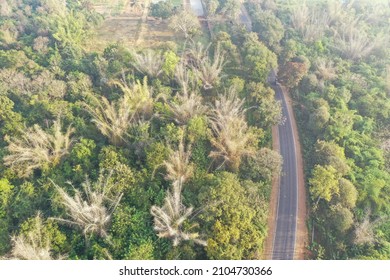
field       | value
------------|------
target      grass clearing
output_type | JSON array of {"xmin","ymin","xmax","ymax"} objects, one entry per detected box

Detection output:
[{"xmin": 88, "ymin": 0, "xmax": 209, "ymax": 51}]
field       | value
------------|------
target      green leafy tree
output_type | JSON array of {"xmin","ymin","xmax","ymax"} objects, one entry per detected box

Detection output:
[
  {"xmin": 309, "ymin": 165, "xmax": 339, "ymax": 206},
  {"xmin": 68, "ymin": 138, "xmax": 97, "ymax": 179},
  {"xmin": 326, "ymin": 108, "xmax": 356, "ymax": 142},
  {"xmin": 309, "ymin": 105, "xmax": 330, "ymax": 133},
  {"xmin": 247, "ymin": 82, "xmax": 282, "ymax": 128},
  {"xmin": 241, "ymin": 148, "xmax": 282, "ymax": 182},
  {"xmin": 330, "ymin": 204, "xmax": 354, "ymax": 233},
  {"xmin": 109, "ymin": 205, "xmax": 155, "ymax": 259},
  {"xmin": 0, "ymin": 178, "xmax": 13, "ymax": 254},
  {"xmin": 162, "ymin": 50, "xmax": 180, "ymax": 78},
  {"xmin": 0, "ymin": 95, "xmax": 23, "ymax": 135},
  {"xmin": 315, "ymin": 140, "xmax": 350, "ymax": 176},
  {"xmin": 150, "ymin": 1, "xmax": 175, "ymax": 19},
  {"xmin": 219, "ymin": 0, "xmax": 241, "ymax": 21},
  {"xmin": 200, "ymin": 172, "xmax": 264, "ymax": 259},
  {"xmin": 213, "ymin": 32, "xmax": 240, "ymax": 66},
  {"xmin": 336, "ymin": 178, "xmax": 358, "ymax": 209},
  {"xmin": 252, "ymin": 10, "xmax": 284, "ymax": 50},
  {"xmin": 204, "ymin": 0, "xmax": 219, "ymax": 17},
  {"xmin": 359, "ymin": 169, "xmax": 388, "ymax": 213},
  {"xmin": 51, "ymin": 11, "xmax": 91, "ymax": 56},
  {"xmin": 242, "ymin": 33, "xmax": 277, "ymax": 83}
]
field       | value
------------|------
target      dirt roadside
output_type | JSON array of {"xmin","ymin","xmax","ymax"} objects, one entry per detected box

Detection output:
[{"xmin": 262, "ymin": 125, "xmax": 281, "ymax": 259}]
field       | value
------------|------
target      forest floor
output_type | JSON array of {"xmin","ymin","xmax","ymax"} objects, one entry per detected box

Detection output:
[{"xmin": 263, "ymin": 87, "xmax": 309, "ymax": 260}]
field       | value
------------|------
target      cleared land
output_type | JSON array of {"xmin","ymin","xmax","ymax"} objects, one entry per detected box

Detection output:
[{"xmin": 89, "ymin": 0, "xmax": 199, "ymax": 50}]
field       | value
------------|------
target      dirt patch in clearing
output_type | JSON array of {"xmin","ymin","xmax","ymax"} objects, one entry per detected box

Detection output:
[
  {"xmin": 90, "ymin": 17, "xmax": 140, "ymax": 51},
  {"xmin": 142, "ymin": 19, "xmax": 178, "ymax": 46}
]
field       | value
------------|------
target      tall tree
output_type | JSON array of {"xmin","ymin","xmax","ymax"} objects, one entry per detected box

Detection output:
[
  {"xmin": 209, "ymin": 88, "xmax": 257, "ymax": 172},
  {"xmin": 187, "ymin": 43, "xmax": 225, "ymax": 90},
  {"xmin": 52, "ymin": 172, "xmax": 123, "ymax": 239},
  {"xmin": 252, "ymin": 10, "xmax": 284, "ymax": 49},
  {"xmin": 200, "ymin": 172, "xmax": 264, "ymax": 259},
  {"xmin": 151, "ymin": 141, "xmax": 206, "ymax": 247},
  {"xmin": 309, "ymin": 165, "xmax": 339, "ymax": 206},
  {"xmin": 4, "ymin": 119, "xmax": 74, "ymax": 177},
  {"xmin": 131, "ymin": 49, "xmax": 165, "ymax": 78},
  {"xmin": 83, "ymin": 92, "xmax": 135, "ymax": 146},
  {"xmin": 169, "ymin": 10, "xmax": 201, "ymax": 39},
  {"xmin": 8, "ymin": 213, "xmax": 65, "ymax": 260}
]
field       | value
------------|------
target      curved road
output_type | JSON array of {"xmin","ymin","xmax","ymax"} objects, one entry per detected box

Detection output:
[
  {"xmin": 237, "ymin": 5, "xmax": 304, "ymax": 260},
  {"xmin": 271, "ymin": 82, "xmax": 299, "ymax": 260}
]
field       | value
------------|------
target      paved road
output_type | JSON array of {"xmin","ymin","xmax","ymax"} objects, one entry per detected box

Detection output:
[
  {"xmin": 271, "ymin": 83, "xmax": 299, "ymax": 260},
  {"xmin": 238, "ymin": 7, "xmax": 301, "ymax": 260}
]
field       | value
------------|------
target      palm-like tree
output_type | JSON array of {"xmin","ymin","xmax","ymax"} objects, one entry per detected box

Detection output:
[
  {"xmin": 174, "ymin": 60, "xmax": 198, "ymax": 94},
  {"xmin": 169, "ymin": 90, "xmax": 207, "ymax": 125},
  {"xmin": 211, "ymin": 86, "xmax": 246, "ymax": 122},
  {"xmin": 131, "ymin": 49, "xmax": 164, "ymax": 78},
  {"xmin": 150, "ymin": 188, "xmax": 206, "ymax": 247},
  {"xmin": 354, "ymin": 211, "xmax": 385, "ymax": 245},
  {"xmin": 151, "ymin": 141, "xmax": 206, "ymax": 247},
  {"xmin": 52, "ymin": 173, "xmax": 123, "ymax": 238},
  {"xmin": 187, "ymin": 43, "xmax": 225, "ymax": 90},
  {"xmin": 334, "ymin": 25, "xmax": 380, "ymax": 60},
  {"xmin": 112, "ymin": 76, "xmax": 154, "ymax": 121},
  {"xmin": 315, "ymin": 58, "xmax": 337, "ymax": 81},
  {"xmin": 84, "ymin": 93, "xmax": 135, "ymax": 146},
  {"xmin": 4, "ymin": 119, "xmax": 74, "ymax": 177},
  {"xmin": 85, "ymin": 77, "xmax": 157, "ymax": 145},
  {"xmin": 209, "ymin": 88, "xmax": 257, "ymax": 171},
  {"xmin": 9, "ymin": 213, "xmax": 63, "ymax": 260},
  {"xmin": 164, "ymin": 140, "xmax": 194, "ymax": 184}
]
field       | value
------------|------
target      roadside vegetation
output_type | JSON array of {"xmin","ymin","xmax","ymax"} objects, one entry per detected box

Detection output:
[{"xmin": 243, "ymin": 0, "xmax": 390, "ymax": 259}]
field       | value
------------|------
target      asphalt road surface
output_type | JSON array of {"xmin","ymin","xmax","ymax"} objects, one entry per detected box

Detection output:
[{"xmin": 271, "ymin": 83, "xmax": 298, "ymax": 260}]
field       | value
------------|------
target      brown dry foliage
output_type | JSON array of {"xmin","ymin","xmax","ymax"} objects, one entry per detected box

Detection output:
[
  {"xmin": 52, "ymin": 172, "xmax": 123, "ymax": 238},
  {"xmin": 131, "ymin": 49, "xmax": 165, "ymax": 78},
  {"xmin": 9, "ymin": 213, "xmax": 64, "ymax": 260},
  {"xmin": 151, "ymin": 141, "xmax": 206, "ymax": 247},
  {"xmin": 4, "ymin": 119, "xmax": 74, "ymax": 177},
  {"xmin": 187, "ymin": 43, "xmax": 225, "ymax": 90},
  {"xmin": 209, "ymin": 88, "xmax": 257, "ymax": 171}
]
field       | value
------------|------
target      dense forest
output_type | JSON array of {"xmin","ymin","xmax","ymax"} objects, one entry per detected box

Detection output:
[
  {"xmin": 0, "ymin": 0, "xmax": 281, "ymax": 260},
  {"xmin": 0, "ymin": 0, "xmax": 389, "ymax": 260}
]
